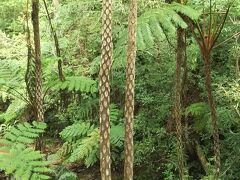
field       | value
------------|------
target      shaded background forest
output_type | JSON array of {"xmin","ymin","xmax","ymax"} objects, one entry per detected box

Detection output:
[{"xmin": 0, "ymin": 0, "xmax": 240, "ymax": 179}]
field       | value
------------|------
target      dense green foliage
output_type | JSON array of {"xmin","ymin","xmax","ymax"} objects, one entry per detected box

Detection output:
[
  {"xmin": 0, "ymin": 0, "xmax": 239, "ymax": 179},
  {"xmin": 0, "ymin": 121, "xmax": 51, "ymax": 179}
]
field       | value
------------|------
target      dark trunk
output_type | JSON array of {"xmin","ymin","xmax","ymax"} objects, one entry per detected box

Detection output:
[
  {"xmin": 32, "ymin": 0, "xmax": 44, "ymax": 150},
  {"xmin": 203, "ymin": 53, "xmax": 220, "ymax": 179},
  {"xmin": 175, "ymin": 27, "xmax": 186, "ymax": 179},
  {"xmin": 25, "ymin": 1, "xmax": 36, "ymax": 118},
  {"xmin": 195, "ymin": 141, "xmax": 210, "ymax": 175}
]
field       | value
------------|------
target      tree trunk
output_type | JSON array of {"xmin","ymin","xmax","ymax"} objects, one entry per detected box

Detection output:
[
  {"xmin": 32, "ymin": 0, "xmax": 44, "ymax": 150},
  {"xmin": 174, "ymin": 27, "xmax": 186, "ymax": 179},
  {"xmin": 195, "ymin": 141, "xmax": 210, "ymax": 175},
  {"xmin": 202, "ymin": 53, "xmax": 220, "ymax": 179},
  {"xmin": 123, "ymin": 0, "xmax": 137, "ymax": 179},
  {"xmin": 25, "ymin": 0, "xmax": 36, "ymax": 117},
  {"xmin": 99, "ymin": 0, "xmax": 113, "ymax": 179}
]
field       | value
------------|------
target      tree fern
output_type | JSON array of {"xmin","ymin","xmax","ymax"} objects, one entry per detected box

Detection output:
[{"xmin": 0, "ymin": 121, "xmax": 51, "ymax": 180}]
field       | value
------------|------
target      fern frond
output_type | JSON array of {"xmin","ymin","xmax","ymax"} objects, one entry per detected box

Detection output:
[
  {"xmin": 2, "ymin": 121, "xmax": 46, "ymax": 146},
  {"xmin": 68, "ymin": 128, "xmax": 99, "ymax": 164},
  {"xmin": 0, "ymin": 121, "xmax": 50, "ymax": 179},
  {"xmin": 110, "ymin": 104, "xmax": 122, "ymax": 124},
  {"xmin": 84, "ymin": 148, "xmax": 99, "ymax": 167},
  {"xmin": 58, "ymin": 172, "xmax": 78, "ymax": 180},
  {"xmin": 113, "ymin": 3, "xmax": 200, "ymax": 69},
  {"xmin": 56, "ymin": 166, "xmax": 78, "ymax": 180},
  {"xmin": 50, "ymin": 76, "xmax": 97, "ymax": 93},
  {"xmin": 185, "ymin": 102, "xmax": 210, "ymax": 132},
  {"xmin": 136, "ymin": 27, "xmax": 147, "ymax": 51},
  {"xmin": 185, "ymin": 102, "xmax": 209, "ymax": 117},
  {"xmin": 0, "ymin": 144, "xmax": 51, "ymax": 180},
  {"xmin": 170, "ymin": 2, "xmax": 201, "ymax": 21},
  {"xmin": 60, "ymin": 122, "xmax": 95, "ymax": 142},
  {"xmin": 110, "ymin": 124, "xmax": 124, "ymax": 147},
  {"xmin": 1, "ymin": 98, "xmax": 27, "ymax": 122},
  {"xmin": 0, "ymin": 60, "xmax": 24, "ymax": 89}
]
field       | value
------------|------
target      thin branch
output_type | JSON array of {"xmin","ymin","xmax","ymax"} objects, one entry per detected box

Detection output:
[
  {"xmin": 208, "ymin": 0, "xmax": 212, "ymax": 49},
  {"xmin": 211, "ymin": 0, "xmax": 236, "ymax": 49},
  {"xmin": 42, "ymin": 0, "xmax": 65, "ymax": 81},
  {"xmin": 2, "ymin": 86, "xmax": 29, "ymax": 103},
  {"xmin": 195, "ymin": 22, "xmax": 206, "ymax": 50},
  {"xmin": 210, "ymin": 6, "xmax": 230, "ymax": 50},
  {"xmin": 213, "ymin": 32, "xmax": 240, "ymax": 49}
]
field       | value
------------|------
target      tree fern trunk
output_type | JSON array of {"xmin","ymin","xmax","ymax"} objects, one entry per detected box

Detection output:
[
  {"xmin": 203, "ymin": 53, "xmax": 220, "ymax": 179},
  {"xmin": 25, "ymin": 0, "xmax": 36, "ymax": 117},
  {"xmin": 99, "ymin": 0, "xmax": 113, "ymax": 179},
  {"xmin": 32, "ymin": 0, "xmax": 44, "ymax": 150},
  {"xmin": 124, "ymin": 0, "xmax": 137, "ymax": 179},
  {"xmin": 175, "ymin": 27, "xmax": 186, "ymax": 180}
]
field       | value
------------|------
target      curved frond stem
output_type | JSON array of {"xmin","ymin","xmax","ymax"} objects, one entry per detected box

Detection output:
[
  {"xmin": 213, "ymin": 32, "xmax": 240, "ymax": 49},
  {"xmin": 208, "ymin": 0, "xmax": 212, "ymax": 49},
  {"xmin": 211, "ymin": 6, "xmax": 231, "ymax": 50},
  {"xmin": 195, "ymin": 22, "xmax": 206, "ymax": 49},
  {"xmin": 8, "ymin": 87, "xmax": 29, "ymax": 103}
]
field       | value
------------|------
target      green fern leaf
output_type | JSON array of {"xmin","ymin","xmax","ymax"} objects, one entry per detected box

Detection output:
[{"xmin": 60, "ymin": 122, "xmax": 94, "ymax": 142}]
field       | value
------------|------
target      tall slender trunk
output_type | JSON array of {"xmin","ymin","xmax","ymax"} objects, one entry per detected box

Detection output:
[
  {"xmin": 99, "ymin": 0, "xmax": 113, "ymax": 179},
  {"xmin": 32, "ymin": 0, "xmax": 44, "ymax": 150},
  {"xmin": 123, "ymin": 0, "xmax": 137, "ymax": 179},
  {"xmin": 202, "ymin": 53, "xmax": 220, "ymax": 179},
  {"xmin": 25, "ymin": 0, "xmax": 36, "ymax": 115},
  {"xmin": 43, "ymin": 0, "xmax": 68, "ymax": 110},
  {"xmin": 42, "ymin": 0, "xmax": 64, "ymax": 81},
  {"xmin": 175, "ymin": 27, "xmax": 186, "ymax": 180}
]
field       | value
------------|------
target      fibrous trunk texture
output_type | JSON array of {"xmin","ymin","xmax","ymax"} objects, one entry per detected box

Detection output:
[
  {"xmin": 203, "ymin": 53, "xmax": 220, "ymax": 179},
  {"xmin": 175, "ymin": 27, "xmax": 186, "ymax": 179},
  {"xmin": 25, "ymin": 0, "xmax": 36, "ymax": 113},
  {"xmin": 123, "ymin": 0, "xmax": 137, "ymax": 179},
  {"xmin": 32, "ymin": 0, "xmax": 44, "ymax": 122},
  {"xmin": 32, "ymin": 0, "xmax": 44, "ymax": 150},
  {"xmin": 195, "ymin": 141, "xmax": 210, "ymax": 175},
  {"xmin": 99, "ymin": 0, "xmax": 113, "ymax": 179}
]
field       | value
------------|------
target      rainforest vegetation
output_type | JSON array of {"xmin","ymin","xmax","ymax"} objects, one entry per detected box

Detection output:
[{"xmin": 0, "ymin": 0, "xmax": 239, "ymax": 179}]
